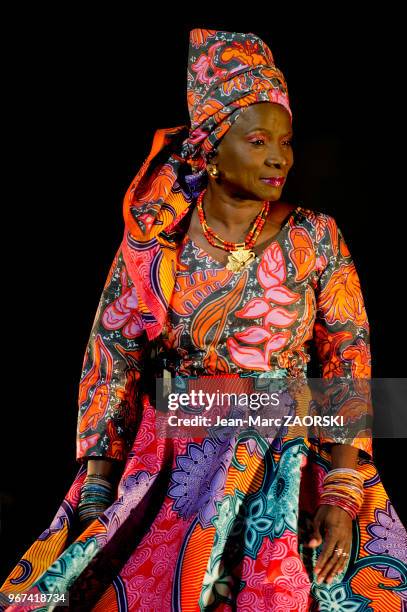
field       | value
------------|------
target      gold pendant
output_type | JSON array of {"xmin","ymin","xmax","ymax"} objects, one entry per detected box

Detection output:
[{"xmin": 226, "ymin": 247, "xmax": 256, "ymax": 273}]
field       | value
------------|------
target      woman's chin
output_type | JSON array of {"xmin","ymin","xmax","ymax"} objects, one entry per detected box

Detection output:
[{"xmin": 259, "ymin": 188, "xmax": 282, "ymax": 201}]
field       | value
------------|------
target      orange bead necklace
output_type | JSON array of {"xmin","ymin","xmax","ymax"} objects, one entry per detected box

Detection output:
[{"xmin": 196, "ymin": 188, "xmax": 270, "ymax": 273}]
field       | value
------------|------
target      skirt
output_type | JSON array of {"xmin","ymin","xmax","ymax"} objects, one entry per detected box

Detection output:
[{"xmin": 1, "ymin": 395, "xmax": 407, "ymax": 612}]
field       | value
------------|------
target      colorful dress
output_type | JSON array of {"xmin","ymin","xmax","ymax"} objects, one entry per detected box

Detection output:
[{"xmin": 1, "ymin": 206, "xmax": 406, "ymax": 612}]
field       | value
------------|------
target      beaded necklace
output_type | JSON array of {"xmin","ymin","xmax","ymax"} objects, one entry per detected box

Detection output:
[{"xmin": 196, "ymin": 188, "xmax": 270, "ymax": 273}]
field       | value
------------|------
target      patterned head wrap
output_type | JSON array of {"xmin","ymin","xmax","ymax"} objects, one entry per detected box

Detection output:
[{"xmin": 121, "ymin": 29, "xmax": 292, "ymax": 341}]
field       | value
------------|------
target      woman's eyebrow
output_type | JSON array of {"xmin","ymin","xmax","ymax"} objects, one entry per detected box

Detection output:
[{"xmin": 245, "ymin": 127, "xmax": 293, "ymax": 135}]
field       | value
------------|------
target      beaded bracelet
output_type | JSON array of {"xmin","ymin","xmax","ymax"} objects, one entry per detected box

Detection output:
[
  {"xmin": 323, "ymin": 470, "xmax": 364, "ymax": 487},
  {"xmin": 320, "ymin": 497, "xmax": 360, "ymax": 519},
  {"xmin": 324, "ymin": 467, "xmax": 363, "ymax": 480},
  {"xmin": 85, "ymin": 473, "xmax": 113, "ymax": 481},
  {"xmin": 81, "ymin": 474, "xmax": 113, "ymax": 490},
  {"xmin": 320, "ymin": 493, "xmax": 362, "ymax": 519},
  {"xmin": 78, "ymin": 500, "xmax": 113, "ymax": 523},
  {"xmin": 78, "ymin": 488, "xmax": 113, "ymax": 504},
  {"xmin": 323, "ymin": 469, "xmax": 364, "ymax": 484},
  {"xmin": 78, "ymin": 474, "xmax": 114, "ymax": 524},
  {"xmin": 319, "ymin": 468, "xmax": 365, "ymax": 520},
  {"xmin": 80, "ymin": 477, "xmax": 113, "ymax": 498}
]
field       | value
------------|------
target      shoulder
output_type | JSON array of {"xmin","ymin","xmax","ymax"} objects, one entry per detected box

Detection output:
[
  {"xmin": 296, "ymin": 207, "xmax": 356, "ymax": 276},
  {"xmin": 289, "ymin": 206, "xmax": 352, "ymax": 269},
  {"xmin": 294, "ymin": 205, "xmax": 342, "ymax": 243},
  {"xmin": 280, "ymin": 201, "xmax": 332, "ymax": 221},
  {"xmin": 295, "ymin": 204, "xmax": 336, "ymax": 225}
]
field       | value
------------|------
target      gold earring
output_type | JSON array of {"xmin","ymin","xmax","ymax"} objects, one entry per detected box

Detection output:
[{"xmin": 207, "ymin": 164, "xmax": 219, "ymax": 177}]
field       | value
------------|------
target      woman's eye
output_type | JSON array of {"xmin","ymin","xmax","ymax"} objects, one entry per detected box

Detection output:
[{"xmin": 251, "ymin": 139, "xmax": 293, "ymax": 146}]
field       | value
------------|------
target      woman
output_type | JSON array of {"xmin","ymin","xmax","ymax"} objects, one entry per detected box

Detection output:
[{"xmin": 1, "ymin": 28, "xmax": 406, "ymax": 612}]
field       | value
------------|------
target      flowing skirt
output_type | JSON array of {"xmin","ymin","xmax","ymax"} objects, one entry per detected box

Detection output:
[{"xmin": 1, "ymin": 397, "xmax": 407, "ymax": 612}]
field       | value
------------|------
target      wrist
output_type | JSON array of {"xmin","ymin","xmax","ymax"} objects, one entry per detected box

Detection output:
[
  {"xmin": 87, "ymin": 458, "xmax": 115, "ymax": 478},
  {"xmin": 78, "ymin": 475, "xmax": 114, "ymax": 523},
  {"xmin": 320, "ymin": 467, "xmax": 365, "ymax": 520},
  {"xmin": 330, "ymin": 443, "xmax": 359, "ymax": 470}
]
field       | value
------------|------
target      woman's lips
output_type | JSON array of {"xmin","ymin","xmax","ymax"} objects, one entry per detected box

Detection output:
[{"xmin": 260, "ymin": 177, "xmax": 286, "ymax": 186}]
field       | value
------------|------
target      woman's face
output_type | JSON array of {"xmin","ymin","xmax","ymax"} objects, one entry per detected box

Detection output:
[{"xmin": 208, "ymin": 102, "xmax": 294, "ymax": 201}]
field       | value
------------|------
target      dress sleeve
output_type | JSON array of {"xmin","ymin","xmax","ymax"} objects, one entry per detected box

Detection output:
[
  {"xmin": 312, "ymin": 215, "xmax": 373, "ymax": 458},
  {"xmin": 76, "ymin": 246, "xmax": 150, "ymax": 463}
]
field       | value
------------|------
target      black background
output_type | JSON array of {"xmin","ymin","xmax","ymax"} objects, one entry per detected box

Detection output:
[{"xmin": 1, "ymin": 9, "xmax": 406, "ymax": 579}]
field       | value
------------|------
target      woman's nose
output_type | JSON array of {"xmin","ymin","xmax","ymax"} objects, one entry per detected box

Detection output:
[
  {"xmin": 265, "ymin": 148, "xmax": 289, "ymax": 166},
  {"xmin": 265, "ymin": 156, "xmax": 288, "ymax": 167}
]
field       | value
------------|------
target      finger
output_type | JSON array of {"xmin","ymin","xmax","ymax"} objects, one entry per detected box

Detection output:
[
  {"xmin": 325, "ymin": 544, "xmax": 351, "ymax": 584},
  {"xmin": 308, "ymin": 517, "xmax": 323, "ymax": 548},
  {"xmin": 308, "ymin": 534, "xmax": 323, "ymax": 547},
  {"xmin": 314, "ymin": 529, "xmax": 339, "ymax": 578},
  {"xmin": 325, "ymin": 555, "xmax": 347, "ymax": 584},
  {"xmin": 316, "ymin": 537, "xmax": 345, "ymax": 584}
]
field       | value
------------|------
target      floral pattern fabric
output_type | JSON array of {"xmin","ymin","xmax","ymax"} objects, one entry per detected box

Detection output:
[{"xmin": 1, "ymin": 206, "xmax": 406, "ymax": 612}]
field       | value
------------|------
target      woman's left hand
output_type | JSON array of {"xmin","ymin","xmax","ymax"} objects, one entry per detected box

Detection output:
[{"xmin": 307, "ymin": 504, "xmax": 352, "ymax": 584}]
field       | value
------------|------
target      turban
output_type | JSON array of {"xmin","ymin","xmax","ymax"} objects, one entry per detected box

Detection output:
[{"xmin": 121, "ymin": 29, "xmax": 292, "ymax": 341}]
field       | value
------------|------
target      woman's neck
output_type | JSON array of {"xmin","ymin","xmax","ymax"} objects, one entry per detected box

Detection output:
[{"xmin": 202, "ymin": 187, "xmax": 280, "ymax": 234}]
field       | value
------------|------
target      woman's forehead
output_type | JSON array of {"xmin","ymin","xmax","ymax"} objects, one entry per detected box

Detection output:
[{"xmin": 229, "ymin": 103, "xmax": 292, "ymax": 136}]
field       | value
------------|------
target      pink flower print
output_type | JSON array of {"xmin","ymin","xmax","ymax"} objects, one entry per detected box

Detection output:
[
  {"xmin": 265, "ymin": 307, "xmax": 299, "ymax": 328},
  {"xmin": 227, "ymin": 332, "xmax": 290, "ymax": 370},
  {"xmin": 102, "ymin": 286, "xmax": 144, "ymax": 339},
  {"xmin": 264, "ymin": 284, "xmax": 300, "ymax": 304},
  {"xmin": 257, "ymin": 242, "xmax": 287, "ymax": 289},
  {"xmin": 192, "ymin": 41, "xmax": 227, "ymax": 86},
  {"xmin": 235, "ymin": 297, "xmax": 270, "ymax": 319},
  {"xmin": 227, "ymin": 241, "xmax": 301, "ymax": 371},
  {"xmin": 234, "ymin": 327, "xmax": 272, "ymax": 343}
]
